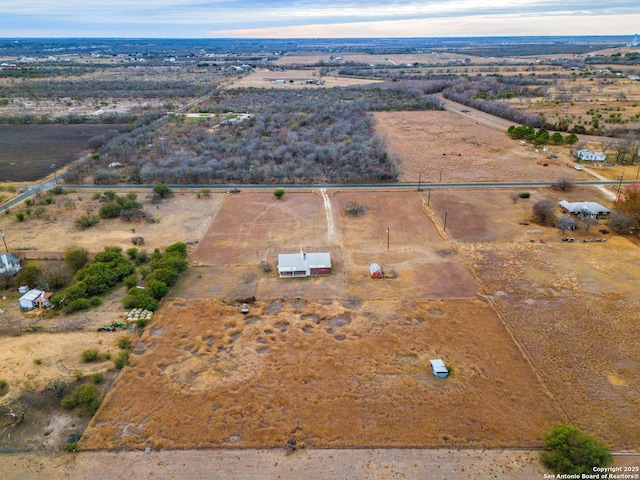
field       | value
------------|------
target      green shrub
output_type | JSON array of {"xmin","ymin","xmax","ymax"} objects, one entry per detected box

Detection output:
[
  {"xmin": 165, "ymin": 242, "xmax": 187, "ymax": 257},
  {"xmin": 113, "ymin": 350, "xmax": 130, "ymax": 369},
  {"xmin": 145, "ymin": 268, "xmax": 179, "ymax": 287},
  {"xmin": 89, "ymin": 297, "xmax": 103, "ymax": 307},
  {"xmin": 146, "ymin": 279, "xmax": 169, "ymax": 300},
  {"xmin": 65, "ymin": 283, "xmax": 87, "ymax": 301},
  {"xmin": 126, "ymin": 247, "xmax": 138, "ymax": 260},
  {"xmin": 15, "ymin": 211, "xmax": 25, "ymax": 222},
  {"xmin": 61, "ymin": 395, "xmax": 78, "ymax": 410},
  {"xmin": 123, "ymin": 273, "xmax": 138, "ymax": 289},
  {"xmin": 540, "ymin": 424, "xmax": 612, "ymax": 475},
  {"xmin": 81, "ymin": 348, "xmax": 100, "ymax": 362},
  {"xmin": 91, "ymin": 372, "xmax": 104, "ymax": 384},
  {"xmin": 64, "ymin": 298, "xmax": 91, "ymax": 313},
  {"xmin": 25, "ymin": 198, "xmax": 34, "ymax": 206},
  {"xmin": 519, "ymin": 192, "xmax": 531, "ymax": 199},
  {"xmin": 99, "ymin": 202, "xmax": 122, "ymax": 219},
  {"xmin": 34, "ymin": 358, "xmax": 42, "ymax": 365},
  {"xmin": 118, "ymin": 336, "xmax": 132, "ymax": 350},
  {"xmin": 0, "ymin": 379, "xmax": 8, "ymax": 390},
  {"xmin": 274, "ymin": 188, "xmax": 285, "ymax": 199},
  {"xmin": 64, "ymin": 248, "xmax": 89, "ymax": 272},
  {"xmin": 153, "ymin": 183, "xmax": 172, "ymax": 198},
  {"xmin": 61, "ymin": 384, "xmax": 100, "ymax": 413},
  {"xmin": 74, "ymin": 215, "xmax": 99, "ymax": 229},
  {"xmin": 136, "ymin": 318, "xmax": 148, "ymax": 329},
  {"xmin": 62, "ymin": 441, "xmax": 78, "ymax": 452}
]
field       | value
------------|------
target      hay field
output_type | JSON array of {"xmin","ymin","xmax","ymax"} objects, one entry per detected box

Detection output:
[
  {"xmin": 456, "ymin": 236, "xmax": 640, "ymax": 449},
  {"xmin": 373, "ymin": 111, "xmax": 577, "ymax": 183},
  {"xmin": 80, "ymin": 297, "xmax": 560, "ymax": 450}
]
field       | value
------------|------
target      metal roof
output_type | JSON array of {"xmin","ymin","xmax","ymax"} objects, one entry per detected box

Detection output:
[
  {"xmin": 559, "ymin": 200, "xmax": 610, "ymax": 215},
  {"xmin": 429, "ymin": 359, "xmax": 448, "ymax": 373},
  {"xmin": 278, "ymin": 252, "xmax": 331, "ymax": 271}
]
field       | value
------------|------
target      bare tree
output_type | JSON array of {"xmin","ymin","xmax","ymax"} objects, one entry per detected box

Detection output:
[
  {"xmin": 558, "ymin": 216, "xmax": 577, "ymax": 233},
  {"xmin": 607, "ymin": 211, "xmax": 635, "ymax": 232},
  {"xmin": 551, "ymin": 176, "xmax": 574, "ymax": 192},
  {"xmin": 510, "ymin": 192, "xmax": 520, "ymax": 204},
  {"xmin": 579, "ymin": 215, "xmax": 598, "ymax": 232},
  {"xmin": 532, "ymin": 200, "xmax": 557, "ymax": 226},
  {"xmin": 598, "ymin": 138, "xmax": 614, "ymax": 153}
]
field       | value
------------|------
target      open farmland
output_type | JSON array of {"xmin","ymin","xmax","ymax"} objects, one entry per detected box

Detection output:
[
  {"xmin": 374, "ymin": 110, "xmax": 580, "ymax": 183},
  {"xmin": 0, "ymin": 190, "xmax": 224, "ymax": 254},
  {"xmin": 81, "ymin": 190, "xmax": 562, "ymax": 450},
  {"xmin": 0, "ymin": 125, "xmax": 121, "ymax": 182},
  {"xmin": 232, "ymin": 69, "xmax": 382, "ymax": 89},
  {"xmin": 80, "ymin": 297, "xmax": 560, "ymax": 449},
  {"xmin": 456, "ymin": 237, "xmax": 640, "ymax": 449}
]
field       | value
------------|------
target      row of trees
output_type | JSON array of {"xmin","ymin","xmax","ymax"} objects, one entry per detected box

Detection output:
[
  {"xmin": 122, "ymin": 242, "xmax": 188, "ymax": 311},
  {"xmin": 508, "ymin": 125, "xmax": 579, "ymax": 146}
]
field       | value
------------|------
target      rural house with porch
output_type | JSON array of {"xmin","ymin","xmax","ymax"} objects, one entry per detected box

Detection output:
[{"xmin": 558, "ymin": 200, "xmax": 611, "ymax": 219}]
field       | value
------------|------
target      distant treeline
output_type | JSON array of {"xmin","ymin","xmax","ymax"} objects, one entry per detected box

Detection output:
[{"xmin": 0, "ymin": 79, "xmax": 208, "ymax": 100}]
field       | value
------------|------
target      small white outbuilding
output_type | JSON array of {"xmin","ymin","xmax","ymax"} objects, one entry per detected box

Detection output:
[{"xmin": 430, "ymin": 359, "xmax": 449, "ymax": 378}]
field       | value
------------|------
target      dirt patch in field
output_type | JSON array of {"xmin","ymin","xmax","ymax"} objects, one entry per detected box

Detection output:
[
  {"xmin": 456, "ymin": 236, "xmax": 640, "ymax": 449},
  {"xmin": 80, "ymin": 297, "xmax": 560, "ymax": 450},
  {"xmin": 192, "ymin": 191, "xmax": 326, "ymax": 266},
  {"xmin": 374, "ymin": 110, "xmax": 578, "ymax": 183},
  {"xmin": 332, "ymin": 190, "xmax": 478, "ymax": 299}
]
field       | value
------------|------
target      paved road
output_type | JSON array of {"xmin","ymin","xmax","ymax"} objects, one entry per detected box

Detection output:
[{"xmin": 2, "ymin": 179, "xmax": 636, "ymax": 213}]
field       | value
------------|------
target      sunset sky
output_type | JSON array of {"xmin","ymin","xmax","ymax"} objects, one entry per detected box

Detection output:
[{"xmin": 1, "ymin": 0, "xmax": 639, "ymax": 38}]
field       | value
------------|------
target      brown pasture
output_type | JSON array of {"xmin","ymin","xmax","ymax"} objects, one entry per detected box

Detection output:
[
  {"xmin": 80, "ymin": 297, "xmax": 560, "ymax": 450},
  {"xmin": 373, "ymin": 111, "xmax": 577, "ymax": 183},
  {"xmin": 457, "ymin": 236, "xmax": 640, "ymax": 449}
]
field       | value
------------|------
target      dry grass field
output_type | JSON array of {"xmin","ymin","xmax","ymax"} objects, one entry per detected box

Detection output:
[
  {"xmin": 373, "ymin": 110, "xmax": 580, "ymax": 183},
  {"xmin": 232, "ymin": 68, "xmax": 383, "ymax": 89},
  {"xmin": 456, "ymin": 237, "xmax": 640, "ymax": 449},
  {"xmin": 80, "ymin": 296, "xmax": 560, "ymax": 450},
  {"xmin": 80, "ymin": 190, "xmax": 563, "ymax": 450},
  {"xmin": 0, "ymin": 190, "xmax": 224, "ymax": 254}
]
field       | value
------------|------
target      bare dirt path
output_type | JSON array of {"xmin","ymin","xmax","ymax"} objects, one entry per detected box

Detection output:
[
  {"xmin": 320, "ymin": 188, "xmax": 335, "ymax": 243},
  {"xmin": 0, "ymin": 448, "xmax": 551, "ymax": 479}
]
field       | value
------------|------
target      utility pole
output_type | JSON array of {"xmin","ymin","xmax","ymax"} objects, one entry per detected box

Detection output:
[
  {"xmin": 51, "ymin": 164, "xmax": 57, "ymax": 185},
  {"xmin": 439, "ymin": 164, "xmax": 443, "ymax": 183},
  {"xmin": 427, "ymin": 189, "xmax": 431, "ymax": 207},
  {"xmin": 417, "ymin": 172, "xmax": 422, "ymax": 192},
  {"xmin": 386, "ymin": 226, "xmax": 389, "ymax": 250},
  {"xmin": 617, "ymin": 172, "xmax": 624, "ymax": 202},
  {"xmin": 0, "ymin": 229, "xmax": 8, "ymax": 253},
  {"xmin": 443, "ymin": 211, "xmax": 448, "ymax": 232}
]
